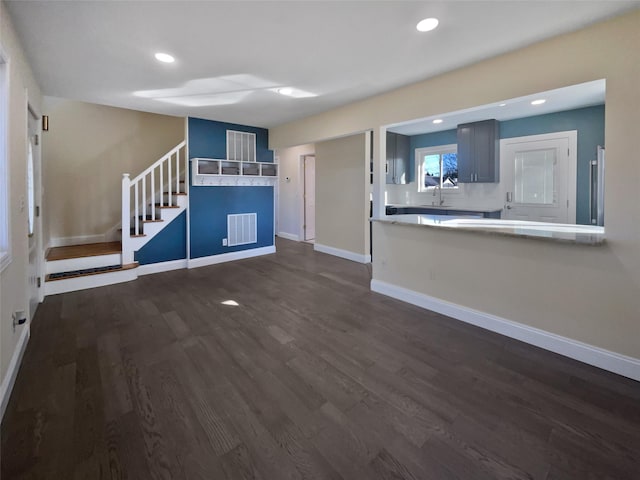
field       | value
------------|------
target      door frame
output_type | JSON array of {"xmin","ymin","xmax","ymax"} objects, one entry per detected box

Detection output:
[
  {"xmin": 26, "ymin": 99, "xmax": 44, "ymax": 315},
  {"xmin": 500, "ymin": 130, "xmax": 577, "ymax": 224},
  {"xmin": 299, "ymin": 154, "xmax": 316, "ymax": 241}
]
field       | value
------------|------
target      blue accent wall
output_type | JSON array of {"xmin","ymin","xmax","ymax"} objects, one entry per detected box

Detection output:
[
  {"xmin": 409, "ymin": 105, "xmax": 605, "ymax": 225},
  {"xmin": 134, "ymin": 211, "xmax": 187, "ymax": 265},
  {"xmin": 188, "ymin": 117, "xmax": 273, "ymax": 163},
  {"xmin": 188, "ymin": 116, "xmax": 275, "ymax": 259},
  {"xmin": 189, "ymin": 185, "xmax": 274, "ymax": 258}
]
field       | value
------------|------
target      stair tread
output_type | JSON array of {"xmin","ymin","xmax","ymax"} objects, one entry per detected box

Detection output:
[
  {"xmin": 45, "ymin": 262, "xmax": 138, "ymax": 282},
  {"xmin": 46, "ymin": 241, "xmax": 122, "ymax": 261}
]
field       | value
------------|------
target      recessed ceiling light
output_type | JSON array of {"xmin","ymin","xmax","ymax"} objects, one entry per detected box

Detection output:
[
  {"xmin": 531, "ymin": 99, "xmax": 546, "ymax": 105},
  {"xmin": 499, "ymin": 103, "xmax": 507, "ymax": 107},
  {"xmin": 154, "ymin": 52, "xmax": 175, "ymax": 63},
  {"xmin": 277, "ymin": 87, "xmax": 294, "ymax": 96},
  {"xmin": 433, "ymin": 119, "xmax": 443, "ymax": 124},
  {"xmin": 416, "ymin": 18, "xmax": 439, "ymax": 32}
]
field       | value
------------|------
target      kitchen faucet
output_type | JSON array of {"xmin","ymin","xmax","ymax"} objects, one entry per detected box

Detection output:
[{"xmin": 432, "ymin": 184, "xmax": 445, "ymax": 206}]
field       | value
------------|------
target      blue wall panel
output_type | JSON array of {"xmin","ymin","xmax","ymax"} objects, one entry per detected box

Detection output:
[
  {"xmin": 188, "ymin": 117, "xmax": 273, "ymax": 163},
  {"xmin": 188, "ymin": 116, "xmax": 275, "ymax": 259},
  {"xmin": 134, "ymin": 211, "xmax": 187, "ymax": 265},
  {"xmin": 409, "ymin": 105, "xmax": 605, "ymax": 224},
  {"xmin": 189, "ymin": 185, "xmax": 274, "ymax": 258}
]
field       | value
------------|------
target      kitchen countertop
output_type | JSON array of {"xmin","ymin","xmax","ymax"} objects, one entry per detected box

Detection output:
[{"xmin": 373, "ymin": 214, "xmax": 606, "ymax": 245}]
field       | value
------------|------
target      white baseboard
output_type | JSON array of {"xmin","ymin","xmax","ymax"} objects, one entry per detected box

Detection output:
[
  {"xmin": 138, "ymin": 259, "xmax": 188, "ymax": 276},
  {"xmin": 277, "ymin": 232, "xmax": 300, "ymax": 241},
  {"xmin": 370, "ymin": 279, "xmax": 640, "ymax": 382},
  {"xmin": 48, "ymin": 234, "xmax": 106, "ymax": 248},
  {"xmin": 45, "ymin": 268, "xmax": 138, "ymax": 296},
  {"xmin": 314, "ymin": 243, "xmax": 371, "ymax": 264},
  {"xmin": 188, "ymin": 245, "xmax": 276, "ymax": 269},
  {"xmin": 1, "ymin": 325, "xmax": 30, "ymax": 421}
]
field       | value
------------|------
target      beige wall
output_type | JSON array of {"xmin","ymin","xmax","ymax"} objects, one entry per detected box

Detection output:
[
  {"xmin": 270, "ymin": 10, "xmax": 640, "ymax": 359},
  {"xmin": 315, "ymin": 134, "xmax": 369, "ymax": 257},
  {"xmin": 0, "ymin": 0, "xmax": 42, "ymax": 392},
  {"xmin": 276, "ymin": 143, "xmax": 315, "ymax": 239},
  {"xmin": 42, "ymin": 97, "xmax": 184, "ymax": 244}
]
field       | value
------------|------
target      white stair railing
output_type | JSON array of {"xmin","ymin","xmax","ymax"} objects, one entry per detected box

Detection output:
[{"xmin": 122, "ymin": 141, "xmax": 187, "ymax": 264}]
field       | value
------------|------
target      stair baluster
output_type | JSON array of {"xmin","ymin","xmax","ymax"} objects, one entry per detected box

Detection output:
[{"xmin": 121, "ymin": 141, "xmax": 186, "ymax": 265}]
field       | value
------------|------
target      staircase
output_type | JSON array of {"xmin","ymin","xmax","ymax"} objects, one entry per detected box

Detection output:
[{"xmin": 45, "ymin": 141, "xmax": 187, "ymax": 295}]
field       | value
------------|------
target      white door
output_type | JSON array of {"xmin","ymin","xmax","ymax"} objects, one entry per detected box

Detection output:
[
  {"xmin": 303, "ymin": 155, "xmax": 316, "ymax": 241},
  {"xmin": 27, "ymin": 108, "xmax": 43, "ymax": 319},
  {"xmin": 502, "ymin": 132, "xmax": 576, "ymax": 223}
]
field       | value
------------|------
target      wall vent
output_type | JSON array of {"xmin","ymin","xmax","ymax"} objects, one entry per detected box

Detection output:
[
  {"xmin": 227, "ymin": 213, "xmax": 257, "ymax": 246},
  {"xmin": 227, "ymin": 130, "xmax": 256, "ymax": 162}
]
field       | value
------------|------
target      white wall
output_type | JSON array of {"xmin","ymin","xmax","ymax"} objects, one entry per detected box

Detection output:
[
  {"xmin": 275, "ymin": 143, "xmax": 314, "ymax": 240},
  {"xmin": 0, "ymin": 0, "xmax": 42, "ymax": 415},
  {"xmin": 270, "ymin": 10, "xmax": 640, "ymax": 364}
]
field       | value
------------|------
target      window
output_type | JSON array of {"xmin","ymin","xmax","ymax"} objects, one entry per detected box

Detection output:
[
  {"xmin": 416, "ymin": 144, "xmax": 458, "ymax": 192},
  {"xmin": 0, "ymin": 51, "xmax": 10, "ymax": 272},
  {"xmin": 227, "ymin": 130, "xmax": 256, "ymax": 162}
]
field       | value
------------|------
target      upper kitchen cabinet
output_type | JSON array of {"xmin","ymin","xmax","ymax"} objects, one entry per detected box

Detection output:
[
  {"xmin": 386, "ymin": 132, "xmax": 410, "ymax": 184},
  {"xmin": 457, "ymin": 119, "xmax": 500, "ymax": 183}
]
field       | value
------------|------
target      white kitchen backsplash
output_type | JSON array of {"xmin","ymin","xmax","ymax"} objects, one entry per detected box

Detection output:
[{"xmin": 386, "ymin": 181, "xmax": 505, "ymax": 210}]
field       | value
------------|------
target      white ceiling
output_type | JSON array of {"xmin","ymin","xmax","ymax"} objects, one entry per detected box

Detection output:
[
  {"xmin": 5, "ymin": 1, "xmax": 638, "ymax": 128},
  {"xmin": 389, "ymin": 79, "xmax": 606, "ymax": 136}
]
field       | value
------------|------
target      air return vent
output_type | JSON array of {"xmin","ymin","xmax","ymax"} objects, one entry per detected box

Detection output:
[
  {"xmin": 227, "ymin": 130, "xmax": 256, "ymax": 162},
  {"xmin": 227, "ymin": 213, "xmax": 257, "ymax": 246}
]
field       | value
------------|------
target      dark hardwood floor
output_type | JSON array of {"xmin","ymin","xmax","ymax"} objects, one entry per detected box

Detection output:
[{"xmin": 2, "ymin": 238, "xmax": 640, "ymax": 479}]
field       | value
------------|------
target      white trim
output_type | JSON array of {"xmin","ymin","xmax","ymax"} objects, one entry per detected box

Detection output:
[
  {"xmin": 137, "ymin": 259, "xmax": 187, "ymax": 276},
  {"xmin": 0, "ymin": 49, "xmax": 11, "ymax": 273},
  {"xmin": 314, "ymin": 243, "xmax": 371, "ymax": 264},
  {"xmin": 276, "ymin": 232, "xmax": 300, "ymax": 241},
  {"xmin": 48, "ymin": 234, "xmax": 106, "ymax": 248},
  {"xmin": 44, "ymin": 268, "xmax": 138, "ymax": 296},
  {"xmin": 370, "ymin": 279, "xmax": 640, "ymax": 382},
  {"xmin": 192, "ymin": 174, "xmax": 277, "ymax": 187},
  {"xmin": 415, "ymin": 143, "xmax": 462, "ymax": 194},
  {"xmin": 46, "ymin": 253, "xmax": 122, "ymax": 274},
  {"xmin": 188, "ymin": 245, "xmax": 275, "ymax": 269},
  {"xmin": 1, "ymin": 324, "xmax": 30, "ymax": 421}
]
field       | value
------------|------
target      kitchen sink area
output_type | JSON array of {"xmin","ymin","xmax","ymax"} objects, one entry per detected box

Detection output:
[{"xmin": 385, "ymin": 204, "xmax": 502, "ymax": 218}]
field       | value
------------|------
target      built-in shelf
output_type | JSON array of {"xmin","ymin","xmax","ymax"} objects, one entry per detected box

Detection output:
[{"xmin": 191, "ymin": 158, "xmax": 278, "ymax": 186}]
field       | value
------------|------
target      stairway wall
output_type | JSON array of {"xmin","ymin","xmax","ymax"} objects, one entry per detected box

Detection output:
[
  {"xmin": 42, "ymin": 97, "xmax": 184, "ymax": 247},
  {"xmin": 134, "ymin": 211, "xmax": 187, "ymax": 265}
]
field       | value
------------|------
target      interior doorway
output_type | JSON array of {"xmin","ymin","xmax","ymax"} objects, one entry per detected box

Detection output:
[
  {"xmin": 27, "ymin": 104, "xmax": 43, "ymax": 319},
  {"xmin": 302, "ymin": 155, "xmax": 316, "ymax": 241}
]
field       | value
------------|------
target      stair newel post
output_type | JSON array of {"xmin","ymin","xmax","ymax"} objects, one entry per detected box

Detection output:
[
  {"xmin": 151, "ymin": 166, "xmax": 156, "ymax": 221},
  {"xmin": 159, "ymin": 160, "xmax": 164, "ymax": 207},
  {"xmin": 168, "ymin": 154, "xmax": 172, "ymax": 206},
  {"xmin": 176, "ymin": 149, "xmax": 180, "ymax": 195},
  {"xmin": 142, "ymin": 176, "xmax": 146, "ymax": 226},
  {"xmin": 121, "ymin": 174, "xmax": 133, "ymax": 264}
]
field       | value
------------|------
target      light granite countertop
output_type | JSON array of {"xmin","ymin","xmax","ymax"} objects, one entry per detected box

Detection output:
[{"xmin": 372, "ymin": 214, "xmax": 606, "ymax": 245}]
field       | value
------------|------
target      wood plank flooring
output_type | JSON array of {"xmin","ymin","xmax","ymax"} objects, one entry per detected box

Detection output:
[
  {"xmin": 46, "ymin": 241, "xmax": 122, "ymax": 261},
  {"xmin": 3, "ymin": 238, "xmax": 640, "ymax": 479}
]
